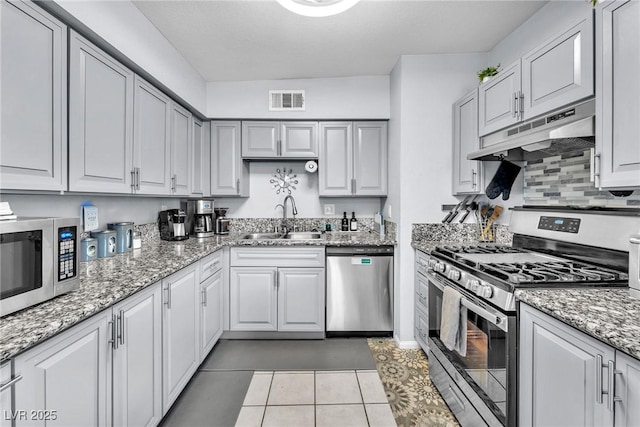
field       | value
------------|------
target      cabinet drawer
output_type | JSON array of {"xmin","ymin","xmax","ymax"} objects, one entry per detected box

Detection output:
[
  {"xmin": 200, "ymin": 250, "xmax": 223, "ymax": 282},
  {"xmin": 415, "ymin": 305, "xmax": 428, "ymax": 351},
  {"xmin": 230, "ymin": 247, "xmax": 325, "ymax": 267},
  {"xmin": 415, "ymin": 250, "xmax": 430, "ymax": 277}
]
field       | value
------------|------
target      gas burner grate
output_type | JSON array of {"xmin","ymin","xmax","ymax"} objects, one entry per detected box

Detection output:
[
  {"xmin": 436, "ymin": 245, "xmax": 524, "ymax": 257},
  {"xmin": 482, "ymin": 261, "xmax": 627, "ymax": 285}
]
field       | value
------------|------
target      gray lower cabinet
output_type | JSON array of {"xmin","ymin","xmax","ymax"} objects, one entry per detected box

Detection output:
[
  {"xmin": 14, "ymin": 311, "xmax": 111, "ymax": 427},
  {"xmin": 241, "ymin": 121, "xmax": 318, "ymax": 158},
  {"xmin": 1, "ymin": 0, "xmax": 67, "ymax": 192},
  {"xmin": 211, "ymin": 121, "xmax": 249, "ymax": 197},
  {"xmin": 170, "ymin": 103, "xmax": 192, "ymax": 196},
  {"xmin": 200, "ymin": 266, "xmax": 224, "ymax": 360},
  {"xmin": 0, "ymin": 362, "xmax": 12, "ymax": 427},
  {"xmin": 595, "ymin": 0, "xmax": 640, "ymax": 189},
  {"xmin": 414, "ymin": 250, "xmax": 429, "ymax": 351},
  {"xmin": 452, "ymin": 89, "xmax": 483, "ymax": 195},
  {"xmin": 161, "ymin": 264, "xmax": 200, "ymax": 414},
  {"xmin": 191, "ymin": 118, "xmax": 211, "ymax": 197},
  {"xmin": 319, "ymin": 121, "xmax": 387, "ymax": 196},
  {"xmin": 520, "ymin": 303, "xmax": 639, "ymax": 427},
  {"xmin": 68, "ymin": 30, "xmax": 135, "ymax": 193},
  {"xmin": 134, "ymin": 76, "xmax": 172, "ymax": 195},
  {"xmin": 229, "ymin": 247, "xmax": 325, "ymax": 333}
]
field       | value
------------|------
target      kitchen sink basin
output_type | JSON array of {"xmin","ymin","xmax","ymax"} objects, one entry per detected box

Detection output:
[
  {"xmin": 238, "ymin": 233, "xmax": 284, "ymax": 240},
  {"xmin": 282, "ymin": 232, "xmax": 323, "ymax": 240}
]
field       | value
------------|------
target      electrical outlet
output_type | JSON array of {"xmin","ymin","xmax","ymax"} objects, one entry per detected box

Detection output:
[{"xmin": 323, "ymin": 204, "xmax": 335, "ymax": 215}]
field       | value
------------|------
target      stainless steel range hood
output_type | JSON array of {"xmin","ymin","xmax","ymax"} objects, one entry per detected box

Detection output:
[{"xmin": 468, "ymin": 99, "xmax": 595, "ymax": 161}]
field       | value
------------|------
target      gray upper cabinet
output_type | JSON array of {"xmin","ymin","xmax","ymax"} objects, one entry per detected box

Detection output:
[
  {"xmin": 68, "ymin": 30, "xmax": 135, "ymax": 194},
  {"xmin": 452, "ymin": 90, "xmax": 483, "ymax": 195},
  {"xmin": 319, "ymin": 121, "xmax": 387, "ymax": 197},
  {"xmin": 133, "ymin": 76, "xmax": 171, "ymax": 195},
  {"xmin": 241, "ymin": 121, "xmax": 318, "ymax": 158},
  {"xmin": 595, "ymin": 0, "xmax": 640, "ymax": 189},
  {"xmin": 1, "ymin": 0, "xmax": 67, "ymax": 191},
  {"xmin": 480, "ymin": 16, "xmax": 594, "ymax": 137},
  {"xmin": 522, "ymin": 18, "xmax": 594, "ymax": 120},
  {"xmin": 478, "ymin": 60, "xmax": 522, "ymax": 137},
  {"xmin": 211, "ymin": 121, "xmax": 250, "ymax": 197},
  {"xmin": 191, "ymin": 118, "xmax": 210, "ymax": 197},
  {"xmin": 170, "ymin": 103, "xmax": 192, "ymax": 196}
]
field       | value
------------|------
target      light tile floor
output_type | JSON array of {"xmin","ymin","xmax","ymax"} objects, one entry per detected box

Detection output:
[{"xmin": 235, "ymin": 370, "xmax": 396, "ymax": 427}]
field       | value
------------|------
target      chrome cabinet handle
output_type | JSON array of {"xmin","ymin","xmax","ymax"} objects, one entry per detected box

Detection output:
[
  {"xmin": 593, "ymin": 153, "xmax": 601, "ymax": 188},
  {"xmin": 119, "ymin": 309, "xmax": 125, "ymax": 346},
  {"xmin": 236, "ymin": 179, "xmax": 240, "ymax": 194},
  {"xmin": 277, "ymin": 140, "xmax": 281, "ymax": 156},
  {"xmin": 135, "ymin": 167, "xmax": 141, "ymax": 190},
  {"xmin": 0, "ymin": 375, "xmax": 22, "ymax": 392},
  {"xmin": 131, "ymin": 169, "xmax": 136, "ymax": 191},
  {"xmin": 513, "ymin": 92, "xmax": 518, "ymax": 118},
  {"xmin": 596, "ymin": 354, "xmax": 604, "ymax": 404},
  {"xmin": 448, "ymin": 386, "xmax": 465, "ymax": 410},
  {"xmin": 607, "ymin": 360, "xmax": 623, "ymax": 411},
  {"xmin": 351, "ymin": 178, "xmax": 356, "ymax": 195},
  {"xmin": 164, "ymin": 285, "xmax": 171, "ymax": 309},
  {"xmin": 171, "ymin": 174, "xmax": 177, "ymax": 192},
  {"xmin": 471, "ymin": 169, "xmax": 477, "ymax": 188},
  {"xmin": 201, "ymin": 288, "xmax": 207, "ymax": 307},
  {"xmin": 108, "ymin": 314, "xmax": 118, "ymax": 350},
  {"xmin": 519, "ymin": 91, "xmax": 525, "ymax": 118}
]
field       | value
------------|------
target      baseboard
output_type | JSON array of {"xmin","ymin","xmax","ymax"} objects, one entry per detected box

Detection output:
[{"xmin": 393, "ymin": 335, "xmax": 421, "ymax": 349}]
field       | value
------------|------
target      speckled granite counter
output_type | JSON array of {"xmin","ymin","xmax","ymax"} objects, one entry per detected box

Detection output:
[
  {"xmin": 516, "ymin": 289, "xmax": 640, "ymax": 360},
  {"xmin": 0, "ymin": 231, "xmax": 395, "ymax": 362}
]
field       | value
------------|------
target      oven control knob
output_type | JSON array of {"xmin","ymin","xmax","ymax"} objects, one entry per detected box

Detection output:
[
  {"xmin": 448, "ymin": 269, "xmax": 461, "ymax": 281},
  {"xmin": 468, "ymin": 279, "xmax": 480, "ymax": 292},
  {"xmin": 428, "ymin": 259, "xmax": 438, "ymax": 270},
  {"xmin": 479, "ymin": 285, "xmax": 493, "ymax": 298},
  {"xmin": 435, "ymin": 263, "xmax": 446, "ymax": 273}
]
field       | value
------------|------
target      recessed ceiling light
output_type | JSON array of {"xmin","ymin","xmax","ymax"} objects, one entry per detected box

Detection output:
[{"xmin": 276, "ymin": 0, "xmax": 361, "ymax": 17}]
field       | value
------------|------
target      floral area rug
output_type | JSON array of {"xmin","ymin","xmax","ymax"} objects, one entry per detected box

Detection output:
[{"xmin": 368, "ymin": 338, "xmax": 460, "ymax": 427}]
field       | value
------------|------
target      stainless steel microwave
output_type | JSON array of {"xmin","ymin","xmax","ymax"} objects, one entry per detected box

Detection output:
[{"xmin": 0, "ymin": 217, "xmax": 80, "ymax": 317}]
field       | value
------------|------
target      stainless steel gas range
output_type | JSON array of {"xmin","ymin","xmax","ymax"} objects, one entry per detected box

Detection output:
[{"xmin": 421, "ymin": 206, "xmax": 640, "ymax": 427}]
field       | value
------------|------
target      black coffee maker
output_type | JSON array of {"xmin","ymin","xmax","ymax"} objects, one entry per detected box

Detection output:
[{"xmin": 158, "ymin": 209, "xmax": 189, "ymax": 241}]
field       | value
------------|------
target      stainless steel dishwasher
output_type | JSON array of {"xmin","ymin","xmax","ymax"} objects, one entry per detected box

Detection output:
[{"xmin": 326, "ymin": 246, "xmax": 393, "ymax": 336}]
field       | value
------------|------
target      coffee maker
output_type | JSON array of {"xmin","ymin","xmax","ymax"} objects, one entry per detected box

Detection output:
[
  {"xmin": 182, "ymin": 199, "xmax": 215, "ymax": 238},
  {"xmin": 158, "ymin": 209, "xmax": 189, "ymax": 241},
  {"xmin": 214, "ymin": 207, "xmax": 230, "ymax": 235}
]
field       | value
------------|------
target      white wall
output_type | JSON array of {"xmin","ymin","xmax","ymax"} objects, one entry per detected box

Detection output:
[
  {"xmin": 53, "ymin": 0, "xmax": 207, "ymax": 114},
  {"xmin": 1, "ymin": 194, "xmax": 179, "ymax": 230},
  {"xmin": 488, "ymin": 1, "xmax": 592, "ymax": 67},
  {"xmin": 214, "ymin": 161, "xmax": 383, "ymax": 219},
  {"xmin": 207, "ymin": 76, "xmax": 390, "ymax": 119}
]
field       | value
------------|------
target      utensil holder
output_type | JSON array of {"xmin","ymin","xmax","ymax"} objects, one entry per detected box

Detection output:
[{"xmin": 478, "ymin": 217, "xmax": 496, "ymax": 243}]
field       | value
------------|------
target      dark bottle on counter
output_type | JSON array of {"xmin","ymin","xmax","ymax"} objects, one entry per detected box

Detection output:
[
  {"xmin": 341, "ymin": 212, "xmax": 349, "ymax": 231},
  {"xmin": 350, "ymin": 212, "xmax": 358, "ymax": 231}
]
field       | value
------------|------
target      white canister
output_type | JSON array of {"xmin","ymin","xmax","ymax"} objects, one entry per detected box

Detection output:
[{"xmin": 630, "ymin": 235, "xmax": 640, "ymax": 299}]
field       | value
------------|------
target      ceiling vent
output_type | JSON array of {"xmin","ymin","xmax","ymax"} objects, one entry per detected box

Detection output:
[{"xmin": 269, "ymin": 90, "xmax": 305, "ymax": 111}]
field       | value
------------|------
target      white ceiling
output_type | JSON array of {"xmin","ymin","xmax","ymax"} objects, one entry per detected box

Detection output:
[{"xmin": 132, "ymin": 0, "xmax": 547, "ymax": 82}]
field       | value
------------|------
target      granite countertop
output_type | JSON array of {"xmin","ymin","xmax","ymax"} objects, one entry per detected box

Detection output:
[
  {"xmin": 516, "ymin": 289, "xmax": 640, "ymax": 360},
  {"xmin": 0, "ymin": 231, "xmax": 395, "ymax": 362}
]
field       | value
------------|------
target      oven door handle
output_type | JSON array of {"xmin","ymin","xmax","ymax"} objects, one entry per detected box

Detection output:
[{"xmin": 429, "ymin": 273, "xmax": 509, "ymax": 332}]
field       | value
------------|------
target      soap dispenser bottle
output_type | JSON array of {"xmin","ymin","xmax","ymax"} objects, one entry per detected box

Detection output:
[
  {"xmin": 341, "ymin": 212, "xmax": 349, "ymax": 231},
  {"xmin": 350, "ymin": 212, "xmax": 358, "ymax": 231}
]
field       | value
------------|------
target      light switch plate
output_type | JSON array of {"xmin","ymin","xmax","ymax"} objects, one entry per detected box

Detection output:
[
  {"xmin": 323, "ymin": 204, "xmax": 335, "ymax": 215},
  {"xmin": 82, "ymin": 206, "xmax": 99, "ymax": 232}
]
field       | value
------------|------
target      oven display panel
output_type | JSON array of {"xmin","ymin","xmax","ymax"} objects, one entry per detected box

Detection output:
[{"xmin": 538, "ymin": 216, "xmax": 581, "ymax": 233}]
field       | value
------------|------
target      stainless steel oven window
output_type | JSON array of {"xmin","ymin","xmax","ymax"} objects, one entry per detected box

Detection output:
[
  {"xmin": 0, "ymin": 230, "xmax": 43, "ymax": 299},
  {"xmin": 428, "ymin": 276, "xmax": 515, "ymax": 426}
]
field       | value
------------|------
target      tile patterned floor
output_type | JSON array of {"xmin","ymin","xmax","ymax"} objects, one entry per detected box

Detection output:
[
  {"xmin": 368, "ymin": 338, "xmax": 460, "ymax": 427},
  {"xmin": 235, "ymin": 370, "xmax": 396, "ymax": 427}
]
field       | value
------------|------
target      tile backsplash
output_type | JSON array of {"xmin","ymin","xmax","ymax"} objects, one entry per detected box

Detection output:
[{"xmin": 524, "ymin": 149, "xmax": 640, "ymax": 207}]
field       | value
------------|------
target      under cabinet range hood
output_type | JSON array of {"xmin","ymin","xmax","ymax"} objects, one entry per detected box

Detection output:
[{"xmin": 468, "ymin": 99, "xmax": 595, "ymax": 161}]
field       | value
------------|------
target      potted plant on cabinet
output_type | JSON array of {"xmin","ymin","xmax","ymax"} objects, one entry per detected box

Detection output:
[{"xmin": 477, "ymin": 64, "xmax": 501, "ymax": 83}]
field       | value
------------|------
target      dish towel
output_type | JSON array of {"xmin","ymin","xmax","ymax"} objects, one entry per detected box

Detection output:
[{"xmin": 439, "ymin": 286, "xmax": 468, "ymax": 357}]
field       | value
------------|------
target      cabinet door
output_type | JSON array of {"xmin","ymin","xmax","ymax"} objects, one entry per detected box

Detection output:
[
  {"xmin": 112, "ymin": 283, "xmax": 162, "ymax": 427},
  {"xmin": 478, "ymin": 60, "xmax": 521, "ymax": 136},
  {"xmin": 242, "ymin": 121, "xmax": 279, "ymax": 158},
  {"xmin": 277, "ymin": 268, "xmax": 324, "ymax": 332},
  {"xmin": 229, "ymin": 267, "xmax": 278, "ymax": 331},
  {"xmin": 522, "ymin": 19, "xmax": 594, "ymax": 120},
  {"xmin": 0, "ymin": 362, "xmax": 12, "ymax": 427},
  {"xmin": 191, "ymin": 118, "xmax": 210, "ymax": 197},
  {"xmin": 319, "ymin": 122, "xmax": 353, "ymax": 196},
  {"xmin": 162, "ymin": 265, "xmax": 199, "ymax": 413},
  {"xmin": 0, "ymin": 0, "xmax": 67, "ymax": 191},
  {"xmin": 211, "ymin": 121, "xmax": 249, "ymax": 196},
  {"xmin": 14, "ymin": 312, "xmax": 111, "ymax": 427},
  {"xmin": 452, "ymin": 90, "xmax": 483, "ymax": 195},
  {"xmin": 200, "ymin": 269, "xmax": 223, "ymax": 359},
  {"xmin": 519, "ymin": 304, "xmax": 614, "ymax": 427},
  {"xmin": 354, "ymin": 122, "xmax": 388, "ymax": 196},
  {"xmin": 596, "ymin": 0, "xmax": 640, "ymax": 189},
  {"xmin": 133, "ymin": 76, "xmax": 171, "ymax": 195},
  {"xmin": 169, "ymin": 103, "xmax": 192, "ymax": 196},
  {"xmin": 415, "ymin": 271, "xmax": 428, "ymax": 313},
  {"xmin": 414, "ymin": 306, "xmax": 428, "ymax": 352},
  {"xmin": 280, "ymin": 122, "xmax": 318, "ymax": 158},
  {"xmin": 68, "ymin": 30, "xmax": 134, "ymax": 193},
  {"xmin": 615, "ymin": 351, "xmax": 640, "ymax": 427}
]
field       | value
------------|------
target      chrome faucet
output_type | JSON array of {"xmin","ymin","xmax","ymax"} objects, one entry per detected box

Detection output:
[{"xmin": 278, "ymin": 195, "xmax": 298, "ymax": 233}]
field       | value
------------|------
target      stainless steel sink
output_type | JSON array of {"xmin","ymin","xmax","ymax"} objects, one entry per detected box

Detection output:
[
  {"xmin": 282, "ymin": 232, "xmax": 323, "ymax": 240},
  {"xmin": 238, "ymin": 233, "xmax": 284, "ymax": 240}
]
